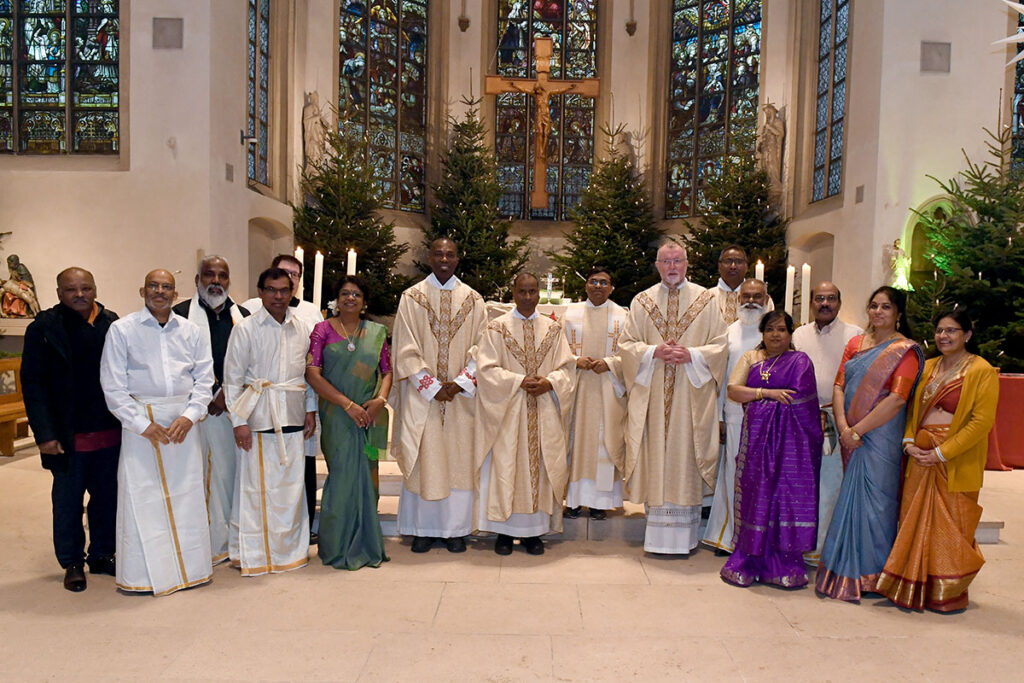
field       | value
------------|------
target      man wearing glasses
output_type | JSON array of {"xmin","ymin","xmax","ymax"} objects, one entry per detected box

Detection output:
[
  {"xmin": 100, "ymin": 270, "xmax": 215, "ymax": 595},
  {"xmin": 562, "ymin": 266, "xmax": 628, "ymax": 521},
  {"xmin": 712, "ymin": 245, "xmax": 773, "ymax": 324},
  {"xmin": 791, "ymin": 281, "xmax": 862, "ymax": 566}
]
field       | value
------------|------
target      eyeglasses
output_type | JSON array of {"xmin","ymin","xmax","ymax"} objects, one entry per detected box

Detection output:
[
  {"xmin": 935, "ymin": 327, "xmax": 963, "ymax": 335},
  {"xmin": 813, "ymin": 294, "xmax": 839, "ymax": 303},
  {"xmin": 338, "ymin": 291, "xmax": 364, "ymax": 299},
  {"xmin": 657, "ymin": 259, "xmax": 685, "ymax": 266},
  {"xmin": 279, "ymin": 269, "xmax": 301, "ymax": 279},
  {"xmin": 587, "ymin": 279, "xmax": 612, "ymax": 287},
  {"xmin": 145, "ymin": 283, "xmax": 175, "ymax": 293},
  {"xmin": 719, "ymin": 259, "xmax": 747, "ymax": 267},
  {"xmin": 261, "ymin": 286, "xmax": 291, "ymax": 296}
]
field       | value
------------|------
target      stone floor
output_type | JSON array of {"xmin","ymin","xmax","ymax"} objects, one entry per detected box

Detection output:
[{"xmin": 1, "ymin": 447, "xmax": 1021, "ymax": 682}]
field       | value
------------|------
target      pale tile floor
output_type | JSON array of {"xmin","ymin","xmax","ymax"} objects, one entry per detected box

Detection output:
[{"xmin": 2, "ymin": 448, "xmax": 1022, "ymax": 682}]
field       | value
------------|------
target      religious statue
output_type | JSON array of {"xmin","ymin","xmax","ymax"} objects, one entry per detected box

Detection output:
[
  {"xmin": 883, "ymin": 239, "xmax": 912, "ymax": 290},
  {"xmin": 303, "ymin": 91, "xmax": 328, "ymax": 171},
  {"xmin": 756, "ymin": 102, "xmax": 785, "ymax": 206},
  {"xmin": 1, "ymin": 254, "xmax": 41, "ymax": 318}
]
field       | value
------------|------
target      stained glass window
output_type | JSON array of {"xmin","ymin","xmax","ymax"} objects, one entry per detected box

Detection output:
[
  {"xmin": 1012, "ymin": 13, "xmax": 1024, "ymax": 172},
  {"xmin": 247, "ymin": 0, "xmax": 270, "ymax": 185},
  {"xmin": 812, "ymin": 0, "xmax": 848, "ymax": 201},
  {"xmin": 0, "ymin": 0, "xmax": 118, "ymax": 154},
  {"xmin": 338, "ymin": 0, "xmax": 427, "ymax": 212},
  {"xmin": 666, "ymin": 0, "xmax": 761, "ymax": 218},
  {"xmin": 495, "ymin": 0, "xmax": 598, "ymax": 221}
]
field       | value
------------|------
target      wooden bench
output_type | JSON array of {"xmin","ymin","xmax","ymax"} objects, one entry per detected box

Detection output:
[{"xmin": 0, "ymin": 357, "xmax": 26, "ymax": 457}]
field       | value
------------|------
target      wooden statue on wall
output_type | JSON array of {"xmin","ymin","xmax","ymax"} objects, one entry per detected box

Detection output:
[
  {"xmin": 756, "ymin": 102, "xmax": 785, "ymax": 207},
  {"xmin": 1, "ymin": 254, "xmax": 41, "ymax": 318}
]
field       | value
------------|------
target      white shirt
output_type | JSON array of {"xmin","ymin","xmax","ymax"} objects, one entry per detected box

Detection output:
[
  {"xmin": 792, "ymin": 317, "xmax": 863, "ymax": 407},
  {"xmin": 411, "ymin": 274, "xmax": 478, "ymax": 400},
  {"xmin": 100, "ymin": 306, "xmax": 215, "ymax": 435},
  {"xmin": 223, "ymin": 307, "xmax": 318, "ymax": 430},
  {"xmin": 720, "ymin": 317, "xmax": 763, "ymax": 422}
]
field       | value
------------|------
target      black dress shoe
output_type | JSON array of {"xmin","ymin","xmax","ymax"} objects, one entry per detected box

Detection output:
[
  {"xmin": 411, "ymin": 536, "xmax": 436, "ymax": 553},
  {"xmin": 63, "ymin": 564, "xmax": 87, "ymax": 592},
  {"xmin": 445, "ymin": 537, "xmax": 467, "ymax": 553},
  {"xmin": 564, "ymin": 506, "xmax": 583, "ymax": 519},
  {"xmin": 588, "ymin": 508, "xmax": 607, "ymax": 520},
  {"xmin": 522, "ymin": 536, "xmax": 545, "ymax": 555},
  {"xmin": 494, "ymin": 534, "xmax": 514, "ymax": 556},
  {"xmin": 87, "ymin": 556, "xmax": 116, "ymax": 576},
  {"xmin": 309, "ymin": 532, "xmax": 319, "ymax": 546}
]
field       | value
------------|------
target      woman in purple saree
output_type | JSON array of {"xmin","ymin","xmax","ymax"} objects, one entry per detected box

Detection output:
[{"xmin": 721, "ymin": 311, "xmax": 823, "ymax": 588}]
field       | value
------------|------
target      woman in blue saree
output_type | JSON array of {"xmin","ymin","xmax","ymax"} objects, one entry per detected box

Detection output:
[
  {"xmin": 721, "ymin": 310, "xmax": 824, "ymax": 588},
  {"xmin": 816, "ymin": 286, "xmax": 923, "ymax": 601}
]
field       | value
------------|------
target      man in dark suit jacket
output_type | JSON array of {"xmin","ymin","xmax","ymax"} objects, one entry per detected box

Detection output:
[{"xmin": 21, "ymin": 267, "xmax": 121, "ymax": 592}]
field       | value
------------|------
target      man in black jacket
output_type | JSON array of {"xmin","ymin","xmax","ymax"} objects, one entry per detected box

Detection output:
[{"xmin": 21, "ymin": 267, "xmax": 121, "ymax": 592}]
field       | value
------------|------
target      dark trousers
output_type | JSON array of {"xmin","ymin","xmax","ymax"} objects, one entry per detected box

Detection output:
[
  {"xmin": 50, "ymin": 444, "xmax": 119, "ymax": 568},
  {"xmin": 305, "ymin": 455, "xmax": 317, "ymax": 531}
]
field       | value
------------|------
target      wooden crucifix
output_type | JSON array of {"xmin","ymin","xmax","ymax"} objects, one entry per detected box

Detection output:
[{"xmin": 485, "ymin": 37, "xmax": 600, "ymax": 210}]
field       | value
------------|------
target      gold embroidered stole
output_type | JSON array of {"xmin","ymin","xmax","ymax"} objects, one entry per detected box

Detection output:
[{"xmin": 723, "ymin": 290, "xmax": 738, "ymax": 325}]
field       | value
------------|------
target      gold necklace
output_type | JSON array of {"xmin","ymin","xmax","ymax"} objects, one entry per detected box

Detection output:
[
  {"xmin": 336, "ymin": 317, "xmax": 360, "ymax": 352},
  {"xmin": 759, "ymin": 351, "xmax": 784, "ymax": 382}
]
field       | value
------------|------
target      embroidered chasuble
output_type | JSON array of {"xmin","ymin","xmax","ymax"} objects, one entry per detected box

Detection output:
[
  {"xmin": 563, "ymin": 301, "xmax": 627, "ymax": 488},
  {"xmin": 475, "ymin": 311, "xmax": 576, "ymax": 528},
  {"xmin": 619, "ymin": 282, "xmax": 728, "ymax": 507},
  {"xmin": 392, "ymin": 277, "xmax": 487, "ymax": 499}
]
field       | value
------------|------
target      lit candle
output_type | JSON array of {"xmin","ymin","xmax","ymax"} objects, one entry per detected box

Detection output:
[
  {"xmin": 293, "ymin": 246, "xmax": 305, "ymax": 300},
  {"xmin": 347, "ymin": 248, "xmax": 357, "ymax": 276},
  {"xmin": 933, "ymin": 269, "xmax": 937, "ymax": 281},
  {"xmin": 755, "ymin": 260, "xmax": 764, "ymax": 281},
  {"xmin": 546, "ymin": 272, "xmax": 553, "ymax": 301},
  {"xmin": 313, "ymin": 251, "xmax": 325, "ymax": 311},
  {"xmin": 784, "ymin": 265, "xmax": 795, "ymax": 316},
  {"xmin": 800, "ymin": 263, "xmax": 812, "ymax": 325},
  {"xmin": 978, "ymin": 271, "xmax": 982, "ymax": 280}
]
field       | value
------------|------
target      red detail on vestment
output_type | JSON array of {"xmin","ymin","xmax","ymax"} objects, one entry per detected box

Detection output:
[{"xmin": 417, "ymin": 375, "xmax": 435, "ymax": 392}]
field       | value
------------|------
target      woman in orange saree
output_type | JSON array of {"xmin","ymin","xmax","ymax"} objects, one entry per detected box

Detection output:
[{"xmin": 876, "ymin": 309, "xmax": 999, "ymax": 612}]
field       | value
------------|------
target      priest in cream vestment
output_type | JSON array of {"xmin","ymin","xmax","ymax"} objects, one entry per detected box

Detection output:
[
  {"xmin": 562, "ymin": 266, "xmax": 627, "ymax": 519},
  {"xmin": 475, "ymin": 273, "xmax": 576, "ymax": 556},
  {"xmin": 392, "ymin": 238, "xmax": 488, "ymax": 554},
  {"xmin": 619, "ymin": 243, "xmax": 729, "ymax": 554}
]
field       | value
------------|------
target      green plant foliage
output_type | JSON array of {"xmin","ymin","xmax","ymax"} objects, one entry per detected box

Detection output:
[
  {"xmin": 292, "ymin": 126, "xmax": 411, "ymax": 316},
  {"xmin": 550, "ymin": 125, "xmax": 664, "ymax": 305},
  {"xmin": 419, "ymin": 97, "xmax": 530, "ymax": 302}
]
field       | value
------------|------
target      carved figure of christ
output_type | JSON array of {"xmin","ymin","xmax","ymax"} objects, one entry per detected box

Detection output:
[{"xmin": 485, "ymin": 37, "xmax": 600, "ymax": 210}]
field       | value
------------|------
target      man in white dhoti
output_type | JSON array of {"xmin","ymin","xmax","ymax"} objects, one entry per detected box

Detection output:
[
  {"xmin": 172, "ymin": 256, "xmax": 250, "ymax": 564},
  {"xmin": 562, "ymin": 266, "xmax": 627, "ymax": 521},
  {"xmin": 224, "ymin": 267, "xmax": 317, "ymax": 576},
  {"xmin": 619, "ymin": 242, "xmax": 728, "ymax": 555},
  {"xmin": 100, "ymin": 269, "xmax": 215, "ymax": 596},
  {"xmin": 702, "ymin": 278, "xmax": 767, "ymax": 554},
  {"xmin": 792, "ymin": 281, "xmax": 861, "ymax": 566},
  {"xmin": 475, "ymin": 273, "xmax": 576, "ymax": 556},
  {"xmin": 242, "ymin": 253, "xmax": 323, "ymax": 544},
  {"xmin": 392, "ymin": 238, "xmax": 487, "ymax": 553}
]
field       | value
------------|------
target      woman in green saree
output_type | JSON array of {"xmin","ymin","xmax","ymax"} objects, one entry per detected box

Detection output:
[{"xmin": 306, "ymin": 276, "xmax": 392, "ymax": 570}]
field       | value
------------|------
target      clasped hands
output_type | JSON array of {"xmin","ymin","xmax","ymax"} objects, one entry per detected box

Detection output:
[
  {"xmin": 433, "ymin": 380, "xmax": 463, "ymax": 403},
  {"xmin": 142, "ymin": 416, "xmax": 194, "ymax": 447},
  {"xmin": 653, "ymin": 341, "xmax": 692, "ymax": 365},
  {"xmin": 904, "ymin": 443, "xmax": 941, "ymax": 466},
  {"xmin": 576, "ymin": 356, "xmax": 610, "ymax": 374},
  {"xmin": 520, "ymin": 375, "xmax": 553, "ymax": 396},
  {"xmin": 345, "ymin": 397, "xmax": 386, "ymax": 429}
]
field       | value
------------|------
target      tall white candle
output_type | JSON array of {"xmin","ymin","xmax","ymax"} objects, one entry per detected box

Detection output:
[
  {"xmin": 346, "ymin": 248, "xmax": 357, "ymax": 276},
  {"xmin": 313, "ymin": 251, "xmax": 325, "ymax": 311},
  {"xmin": 294, "ymin": 246, "xmax": 304, "ymax": 300},
  {"xmin": 755, "ymin": 260, "xmax": 764, "ymax": 281},
  {"xmin": 800, "ymin": 263, "xmax": 812, "ymax": 325},
  {"xmin": 546, "ymin": 272, "xmax": 553, "ymax": 301},
  {"xmin": 784, "ymin": 265, "xmax": 795, "ymax": 316}
]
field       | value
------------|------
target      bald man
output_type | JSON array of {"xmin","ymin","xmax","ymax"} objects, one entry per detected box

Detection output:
[{"xmin": 100, "ymin": 269, "xmax": 215, "ymax": 596}]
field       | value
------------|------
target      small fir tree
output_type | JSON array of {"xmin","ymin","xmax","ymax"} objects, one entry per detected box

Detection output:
[
  {"xmin": 907, "ymin": 126, "xmax": 1024, "ymax": 371},
  {"xmin": 551, "ymin": 124, "xmax": 664, "ymax": 305},
  {"xmin": 292, "ymin": 127, "xmax": 411, "ymax": 316},
  {"xmin": 420, "ymin": 97, "xmax": 530, "ymax": 301},
  {"xmin": 681, "ymin": 134, "xmax": 789, "ymax": 304}
]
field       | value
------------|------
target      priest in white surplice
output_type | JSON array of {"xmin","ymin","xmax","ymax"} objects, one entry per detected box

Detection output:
[
  {"xmin": 619, "ymin": 242, "xmax": 728, "ymax": 555},
  {"xmin": 392, "ymin": 238, "xmax": 487, "ymax": 554},
  {"xmin": 100, "ymin": 269, "xmax": 215, "ymax": 596},
  {"xmin": 224, "ymin": 267, "xmax": 317, "ymax": 576},
  {"xmin": 475, "ymin": 273, "xmax": 576, "ymax": 556},
  {"xmin": 791, "ymin": 281, "xmax": 861, "ymax": 566},
  {"xmin": 562, "ymin": 266, "xmax": 627, "ymax": 520},
  {"xmin": 172, "ymin": 255, "xmax": 250, "ymax": 565},
  {"xmin": 702, "ymin": 278, "xmax": 768, "ymax": 553}
]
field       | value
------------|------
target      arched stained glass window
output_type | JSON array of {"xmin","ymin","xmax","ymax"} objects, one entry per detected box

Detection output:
[
  {"xmin": 0, "ymin": 0, "xmax": 119, "ymax": 154},
  {"xmin": 338, "ymin": 0, "xmax": 428, "ymax": 212},
  {"xmin": 1012, "ymin": 12, "xmax": 1024, "ymax": 171},
  {"xmin": 495, "ymin": 0, "xmax": 598, "ymax": 221},
  {"xmin": 666, "ymin": 0, "xmax": 760, "ymax": 218},
  {"xmin": 812, "ymin": 0, "xmax": 848, "ymax": 201},
  {"xmin": 247, "ymin": 0, "xmax": 270, "ymax": 186}
]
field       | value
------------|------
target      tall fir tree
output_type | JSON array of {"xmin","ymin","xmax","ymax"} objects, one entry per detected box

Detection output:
[
  {"xmin": 551, "ymin": 125, "xmax": 664, "ymax": 305},
  {"xmin": 420, "ymin": 97, "xmax": 530, "ymax": 301},
  {"xmin": 681, "ymin": 136, "xmax": 789, "ymax": 304},
  {"xmin": 292, "ymin": 127, "xmax": 411, "ymax": 316},
  {"xmin": 907, "ymin": 126, "xmax": 1024, "ymax": 371}
]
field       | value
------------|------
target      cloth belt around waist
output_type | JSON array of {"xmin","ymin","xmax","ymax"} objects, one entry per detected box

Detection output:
[{"xmin": 228, "ymin": 378, "xmax": 306, "ymax": 465}]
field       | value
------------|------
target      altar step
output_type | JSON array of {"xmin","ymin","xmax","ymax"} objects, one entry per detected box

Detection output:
[{"xmin": 318, "ymin": 460, "xmax": 1006, "ymax": 545}]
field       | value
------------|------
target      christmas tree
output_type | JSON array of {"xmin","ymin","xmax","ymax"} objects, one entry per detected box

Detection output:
[
  {"xmin": 551, "ymin": 124, "xmax": 664, "ymax": 305},
  {"xmin": 681, "ymin": 133, "xmax": 789, "ymax": 303},
  {"xmin": 907, "ymin": 126, "xmax": 1024, "ymax": 371},
  {"xmin": 292, "ymin": 126, "xmax": 411, "ymax": 316},
  {"xmin": 420, "ymin": 97, "xmax": 530, "ymax": 302}
]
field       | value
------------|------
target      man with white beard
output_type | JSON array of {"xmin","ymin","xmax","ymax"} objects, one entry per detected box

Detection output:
[
  {"xmin": 702, "ymin": 278, "xmax": 768, "ymax": 554},
  {"xmin": 173, "ymin": 256, "xmax": 250, "ymax": 563}
]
